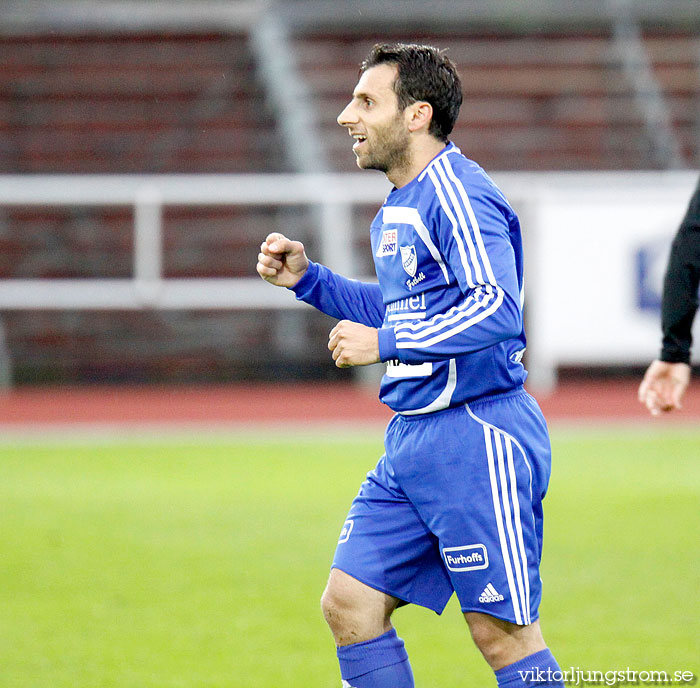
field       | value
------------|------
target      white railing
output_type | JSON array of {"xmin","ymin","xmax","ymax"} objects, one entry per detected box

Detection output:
[
  {"xmin": 0, "ymin": 173, "xmax": 391, "ymax": 310},
  {"xmin": 0, "ymin": 170, "xmax": 696, "ymax": 389}
]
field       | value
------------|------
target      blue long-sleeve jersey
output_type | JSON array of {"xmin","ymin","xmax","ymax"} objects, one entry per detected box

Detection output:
[{"xmin": 291, "ymin": 143, "xmax": 528, "ymax": 414}]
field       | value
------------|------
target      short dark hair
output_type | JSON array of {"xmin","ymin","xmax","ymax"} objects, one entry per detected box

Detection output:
[{"xmin": 360, "ymin": 42, "xmax": 462, "ymax": 142}]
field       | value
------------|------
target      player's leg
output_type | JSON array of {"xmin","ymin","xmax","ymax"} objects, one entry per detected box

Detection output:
[
  {"xmin": 458, "ymin": 392, "xmax": 565, "ymax": 687},
  {"xmin": 388, "ymin": 390, "xmax": 565, "ymax": 686},
  {"xmin": 465, "ymin": 613, "xmax": 546, "ymax": 669},
  {"xmin": 321, "ymin": 567, "xmax": 399, "ymax": 645},
  {"xmin": 321, "ymin": 568, "xmax": 414, "ymax": 687},
  {"xmin": 323, "ymin": 441, "xmax": 453, "ymax": 688},
  {"xmin": 465, "ymin": 614, "xmax": 565, "ymax": 686}
]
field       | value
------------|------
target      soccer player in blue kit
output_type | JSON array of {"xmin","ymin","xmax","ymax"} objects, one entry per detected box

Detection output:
[{"xmin": 256, "ymin": 43, "xmax": 565, "ymax": 687}]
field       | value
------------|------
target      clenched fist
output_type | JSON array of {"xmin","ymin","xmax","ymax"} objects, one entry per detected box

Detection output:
[
  {"xmin": 256, "ymin": 232, "xmax": 309, "ymax": 288},
  {"xmin": 328, "ymin": 320, "xmax": 380, "ymax": 368}
]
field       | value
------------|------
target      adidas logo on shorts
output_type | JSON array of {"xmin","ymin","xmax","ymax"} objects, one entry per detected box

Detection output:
[{"xmin": 479, "ymin": 583, "xmax": 505, "ymax": 603}]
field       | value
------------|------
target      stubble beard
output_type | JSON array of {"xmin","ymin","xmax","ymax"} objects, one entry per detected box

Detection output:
[{"xmin": 355, "ymin": 116, "xmax": 411, "ymax": 178}]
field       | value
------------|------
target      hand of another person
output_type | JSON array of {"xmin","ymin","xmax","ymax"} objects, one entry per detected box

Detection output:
[{"xmin": 638, "ymin": 359, "xmax": 691, "ymax": 415}]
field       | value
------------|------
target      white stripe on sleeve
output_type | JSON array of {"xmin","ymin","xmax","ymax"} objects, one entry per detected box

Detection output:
[{"xmin": 441, "ymin": 156, "xmax": 498, "ymax": 286}]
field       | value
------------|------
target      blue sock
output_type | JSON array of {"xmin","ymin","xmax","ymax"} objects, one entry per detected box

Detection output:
[
  {"xmin": 336, "ymin": 628, "xmax": 414, "ymax": 688},
  {"xmin": 495, "ymin": 648, "xmax": 566, "ymax": 687}
]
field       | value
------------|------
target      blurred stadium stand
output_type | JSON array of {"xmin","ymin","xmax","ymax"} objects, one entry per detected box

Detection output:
[
  {"xmin": 1, "ymin": 33, "xmax": 283, "ymax": 174},
  {"xmin": 302, "ymin": 28, "xmax": 698, "ymax": 172},
  {"xmin": 0, "ymin": 0, "xmax": 698, "ymax": 386}
]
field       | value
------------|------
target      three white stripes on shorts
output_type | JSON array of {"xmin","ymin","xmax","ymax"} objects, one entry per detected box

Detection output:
[{"xmin": 467, "ymin": 405, "xmax": 533, "ymax": 625}]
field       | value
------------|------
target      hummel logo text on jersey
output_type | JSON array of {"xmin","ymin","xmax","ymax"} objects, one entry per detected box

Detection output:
[{"xmin": 479, "ymin": 583, "xmax": 505, "ymax": 603}]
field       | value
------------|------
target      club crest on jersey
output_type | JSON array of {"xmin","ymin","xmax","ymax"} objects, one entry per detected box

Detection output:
[
  {"xmin": 400, "ymin": 245, "xmax": 418, "ymax": 277},
  {"xmin": 376, "ymin": 229, "xmax": 398, "ymax": 257}
]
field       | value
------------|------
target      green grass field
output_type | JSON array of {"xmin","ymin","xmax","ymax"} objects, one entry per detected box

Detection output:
[{"xmin": 1, "ymin": 427, "xmax": 698, "ymax": 687}]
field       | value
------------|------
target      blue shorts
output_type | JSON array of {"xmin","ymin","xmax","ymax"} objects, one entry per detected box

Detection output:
[{"xmin": 332, "ymin": 387, "xmax": 552, "ymax": 625}]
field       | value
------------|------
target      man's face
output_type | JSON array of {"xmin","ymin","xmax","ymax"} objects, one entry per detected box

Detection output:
[{"xmin": 337, "ymin": 63, "xmax": 410, "ymax": 174}]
